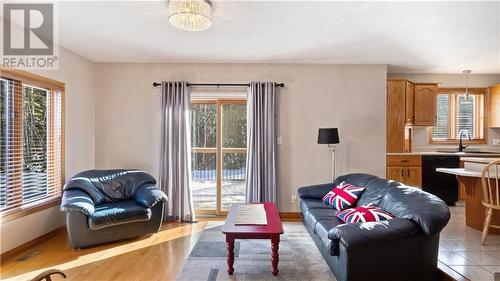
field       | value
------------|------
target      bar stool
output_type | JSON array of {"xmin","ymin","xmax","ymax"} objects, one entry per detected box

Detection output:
[{"xmin": 480, "ymin": 160, "xmax": 500, "ymax": 245}]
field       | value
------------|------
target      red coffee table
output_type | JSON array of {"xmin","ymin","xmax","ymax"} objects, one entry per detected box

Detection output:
[{"xmin": 222, "ymin": 202, "xmax": 284, "ymax": 276}]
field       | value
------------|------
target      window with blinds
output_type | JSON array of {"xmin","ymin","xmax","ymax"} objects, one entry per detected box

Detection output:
[
  {"xmin": 0, "ymin": 74, "xmax": 63, "ymax": 217},
  {"xmin": 432, "ymin": 89, "xmax": 486, "ymax": 142}
]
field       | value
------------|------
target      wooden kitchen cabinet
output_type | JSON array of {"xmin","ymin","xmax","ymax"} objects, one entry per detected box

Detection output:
[
  {"xmin": 490, "ymin": 84, "xmax": 500, "ymax": 128},
  {"xmin": 414, "ymin": 84, "xmax": 438, "ymax": 126},
  {"xmin": 387, "ymin": 79, "xmax": 414, "ymax": 153},
  {"xmin": 386, "ymin": 155, "xmax": 422, "ymax": 188}
]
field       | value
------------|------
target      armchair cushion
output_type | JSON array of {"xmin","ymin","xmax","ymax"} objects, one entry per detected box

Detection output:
[
  {"xmin": 64, "ymin": 169, "xmax": 157, "ymax": 205},
  {"xmin": 60, "ymin": 189, "xmax": 95, "ymax": 216},
  {"xmin": 88, "ymin": 200, "xmax": 151, "ymax": 230},
  {"xmin": 133, "ymin": 185, "xmax": 168, "ymax": 208}
]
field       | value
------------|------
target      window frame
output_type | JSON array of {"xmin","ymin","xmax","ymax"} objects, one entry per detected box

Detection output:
[
  {"xmin": 430, "ymin": 87, "xmax": 488, "ymax": 144},
  {"xmin": 1, "ymin": 67, "xmax": 65, "ymax": 223}
]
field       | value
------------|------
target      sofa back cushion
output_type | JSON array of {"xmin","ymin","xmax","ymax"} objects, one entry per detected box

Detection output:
[
  {"xmin": 64, "ymin": 169, "xmax": 157, "ymax": 204},
  {"xmin": 379, "ymin": 186, "xmax": 450, "ymax": 237},
  {"xmin": 334, "ymin": 173, "xmax": 400, "ymax": 207}
]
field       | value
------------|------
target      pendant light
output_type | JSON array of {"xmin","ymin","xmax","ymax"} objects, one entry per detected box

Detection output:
[
  {"xmin": 168, "ymin": 0, "xmax": 212, "ymax": 32},
  {"xmin": 463, "ymin": 69, "xmax": 471, "ymax": 100}
]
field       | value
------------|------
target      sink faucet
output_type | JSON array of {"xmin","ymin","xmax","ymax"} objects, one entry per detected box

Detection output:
[{"xmin": 458, "ymin": 130, "xmax": 471, "ymax": 152}]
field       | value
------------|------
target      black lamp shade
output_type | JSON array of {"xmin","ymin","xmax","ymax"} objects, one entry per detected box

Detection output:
[{"xmin": 317, "ymin": 128, "xmax": 340, "ymax": 144}]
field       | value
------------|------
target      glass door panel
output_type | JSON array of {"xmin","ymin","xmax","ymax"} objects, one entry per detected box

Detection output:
[
  {"xmin": 221, "ymin": 102, "xmax": 247, "ymax": 211},
  {"xmin": 190, "ymin": 103, "xmax": 217, "ymax": 211}
]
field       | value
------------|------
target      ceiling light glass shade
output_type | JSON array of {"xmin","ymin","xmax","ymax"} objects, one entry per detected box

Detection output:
[{"xmin": 168, "ymin": 0, "xmax": 212, "ymax": 32}]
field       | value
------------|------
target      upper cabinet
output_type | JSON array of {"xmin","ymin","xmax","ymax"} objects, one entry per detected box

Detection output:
[
  {"xmin": 490, "ymin": 84, "xmax": 500, "ymax": 128},
  {"xmin": 387, "ymin": 79, "xmax": 413, "ymax": 153},
  {"xmin": 414, "ymin": 84, "xmax": 438, "ymax": 126},
  {"xmin": 387, "ymin": 79, "xmax": 438, "ymax": 153}
]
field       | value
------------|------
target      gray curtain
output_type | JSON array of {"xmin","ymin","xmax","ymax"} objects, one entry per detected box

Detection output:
[
  {"xmin": 159, "ymin": 81, "xmax": 194, "ymax": 222},
  {"xmin": 245, "ymin": 82, "xmax": 277, "ymax": 203}
]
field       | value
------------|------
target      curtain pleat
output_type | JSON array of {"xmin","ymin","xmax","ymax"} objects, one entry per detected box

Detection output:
[
  {"xmin": 159, "ymin": 81, "xmax": 194, "ymax": 222},
  {"xmin": 245, "ymin": 82, "xmax": 277, "ymax": 203}
]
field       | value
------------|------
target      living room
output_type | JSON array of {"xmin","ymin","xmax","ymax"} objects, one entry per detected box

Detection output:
[{"xmin": 1, "ymin": 1, "xmax": 500, "ymax": 281}]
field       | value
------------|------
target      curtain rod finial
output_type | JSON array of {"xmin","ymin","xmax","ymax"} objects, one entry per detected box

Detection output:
[{"xmin": 153, "ymin": 82, "xmax": 161, "ymax": 87}]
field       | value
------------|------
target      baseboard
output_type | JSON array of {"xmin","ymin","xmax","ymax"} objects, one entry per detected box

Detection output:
[
  {"xmin": 279, "ymin": 212, "xmax": 302, "ymax": 221},
  {"xmin": 0, "ymin": 226, "xmax": 66, "ymax": 264}
]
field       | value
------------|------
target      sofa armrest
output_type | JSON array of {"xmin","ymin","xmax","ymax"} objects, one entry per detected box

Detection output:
[
  {"xmin": 133, "ymin": 185, "xmax": 168, "ymax": 208},
  {"xmin": 60, "ymin": 189, "xmax": 95, "ymax": 216},
  {"xmin": 297, "ymin": 183, "xmax": 334, "ymax": 200},
  {"xmin": 327, "ymin": 218, "xmax": 420, "ymax": 255}
]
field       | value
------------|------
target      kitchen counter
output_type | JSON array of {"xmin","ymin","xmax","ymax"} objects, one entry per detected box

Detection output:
[{"xmin": 437, "ymin": 157, "xmax": 500, "ymax": 235}]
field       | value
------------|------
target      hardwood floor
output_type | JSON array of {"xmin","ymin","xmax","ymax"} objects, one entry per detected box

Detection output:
[{"xmin": 0, "ymin": 222, "xmax": 208, "ymax": 281}]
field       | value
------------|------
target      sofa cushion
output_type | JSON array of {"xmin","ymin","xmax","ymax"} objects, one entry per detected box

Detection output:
[
  {"xmin": 379, "ymin": 185, "xmax": 450, "ymax": 237},
  {"xmin": 303, "ymin": 208, "xmax": 338, "ymax": 233},
  {"xmin": 88, "ymin": 200, "xmax": 152, "ymax": 230},
  {"xmin": 314, "ymin": 218, "xmax": 343, "ymax": 256},
  {"xmin": 322, "ymin": 181, "xmax": 365, "ymax": 211},
  {"xmin": 301, "ymin": 198, "xmax": 334, "ymax": 213},
  {"xmin": 337, "ymin": 205, "xmax": 395, "ymax": 223}
]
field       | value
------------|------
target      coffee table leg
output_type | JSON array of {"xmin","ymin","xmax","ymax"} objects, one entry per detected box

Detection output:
[
  {"xmin": 271, "ymin": 235, "xmax": 280, "ymax": 275},
  {"xmin": 226, "ymin": 235, "xmax": 235, "ymax": 275}
]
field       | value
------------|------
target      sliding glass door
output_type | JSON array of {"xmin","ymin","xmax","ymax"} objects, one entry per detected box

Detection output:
[{"xmin": 190, "ymin": 99, "xmax": 247, "ymax": 215}]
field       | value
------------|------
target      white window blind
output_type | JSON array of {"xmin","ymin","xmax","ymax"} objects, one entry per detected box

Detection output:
[
  {"xmin": 432, "ymin": 90, "xmax": 485, "ymax": 141},
  {"xmin": 0, "ymin": 77, "xmax": 63, "ymax": 215}
]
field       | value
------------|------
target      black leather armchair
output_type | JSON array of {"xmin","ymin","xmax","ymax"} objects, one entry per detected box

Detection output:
[
  {"xmin": 60, "ymin": 169, "xmax": 168, "ymax": 249},
  {"xmin": 298, "ymin": 173, "xmax": 450, "ymax": 281}
]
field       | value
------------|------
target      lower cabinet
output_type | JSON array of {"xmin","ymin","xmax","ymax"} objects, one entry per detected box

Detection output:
[{"xmin": 386, "ymin": 155, "xmax": 422, "ymax": 188}]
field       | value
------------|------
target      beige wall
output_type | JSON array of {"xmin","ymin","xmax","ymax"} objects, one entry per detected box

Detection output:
[
  {"xmin": 388, "ymin": 73, "xmax": 500, "ymax": 151},
  {"xmin": 0, "ymin": 47, "xmax": 95, "ymax": 253},
  {"xmin": 94, "ymin": 63, "xmax": 387, "ymax": 212}
]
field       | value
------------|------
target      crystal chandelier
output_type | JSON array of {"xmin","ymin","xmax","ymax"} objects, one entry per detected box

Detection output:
[{"xmin": 168, "ymin": 0, "xmax": 212, "ymax": 32}]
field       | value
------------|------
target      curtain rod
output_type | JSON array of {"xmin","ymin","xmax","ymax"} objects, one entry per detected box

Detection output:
[{"xmin": 152, "ymin": 82, "xmax": 285, "ymax": 88}]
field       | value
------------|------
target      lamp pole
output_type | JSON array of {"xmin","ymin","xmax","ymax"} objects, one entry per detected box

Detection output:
[{"xmin": 329, "ymin": 144, "xmax": 336, "ymax": 182}]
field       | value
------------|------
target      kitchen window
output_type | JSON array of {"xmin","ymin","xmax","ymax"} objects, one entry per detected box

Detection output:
[
  {"xmin": 431, "ymin": 88, "xmax": 487, "ymax": 143},
  {"xmin": 1, "ymin": 69, "xmax": 64, "ymax": 222}
]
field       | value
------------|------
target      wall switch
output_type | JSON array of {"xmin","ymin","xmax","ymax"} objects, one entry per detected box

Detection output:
[
  {"xmin": 277, "ymin": 137, "xmax": 283, "ymax": 145},
  {"xmin": 291, "ymin": 195, "xmax": 297, "ymax": 203},
  {"xmin": 493, "ymin": 139, "xmax": 500, "ymax": 146}
]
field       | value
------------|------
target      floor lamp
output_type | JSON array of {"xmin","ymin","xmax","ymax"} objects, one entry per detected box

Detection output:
[{"xmin": 317, "ymin": 128, "xmax": 340, "ymax": 182}]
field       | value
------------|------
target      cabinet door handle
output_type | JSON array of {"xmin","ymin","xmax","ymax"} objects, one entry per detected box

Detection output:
[
  {"xmin": 407, "ymin": 169, "xmax": 410, "ymax": 177},
  {"xmin": 401, "ymin": 169, "xmax": 404, "ymax": 177},
  {"xmin": 400, "ymin": 160, "xmax": 410, "ymax": 163}
]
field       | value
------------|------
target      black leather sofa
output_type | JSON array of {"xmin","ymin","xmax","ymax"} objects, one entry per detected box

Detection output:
[
  {"xmin": 298, "ymin": 173, "xmax": 450, "ymax": 281},
  {"xmin": 60, "ymin": 169, "xmax": 168, "ymax": 249}
]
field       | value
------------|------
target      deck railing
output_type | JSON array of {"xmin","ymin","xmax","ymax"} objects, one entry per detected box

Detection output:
[{"xmin": 191, "ymin": 147, "xmax": 246, "ymax": 181}]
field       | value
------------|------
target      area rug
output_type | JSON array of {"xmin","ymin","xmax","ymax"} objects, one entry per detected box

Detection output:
[{"xmin": 176, "ymin": 222, "xmax": 337, "ymax": 281}]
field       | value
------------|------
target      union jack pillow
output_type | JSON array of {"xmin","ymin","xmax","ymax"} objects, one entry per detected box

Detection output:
[
  {"xmin": 322, "ymin": 181, "xmax": 365, "ymax": 211},
  {"xmin": 336, "ymin": 205, "xmax": 395, "ymax": 223}
]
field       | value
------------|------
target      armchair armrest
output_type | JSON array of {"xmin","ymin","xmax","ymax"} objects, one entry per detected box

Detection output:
[
  {"xmin": 60, "ymin": 189, "xmax": 95, "ymax": 216},
  {"xmin": 133, "ymin": 185, "xmax": 168, "ymax": 208},
  {"xmin": 327, "ymin": 218, "xmax": 419, "ymax": 255},
  {"xmin": 297, "ymin": 183, "xmax": 334, "ymax": 200}
]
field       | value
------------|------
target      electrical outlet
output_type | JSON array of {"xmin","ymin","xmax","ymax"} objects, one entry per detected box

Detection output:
[
  {"xmin": 277, "ymin": 137, "xmax": 283, "ymax": 145},
  {"xmin": 291, "ymin": 195, "xmax": 297, "ymax": 203},
  {"xmin": 493, "ymin": 139, "xmax": 500, "ymax": 146}
]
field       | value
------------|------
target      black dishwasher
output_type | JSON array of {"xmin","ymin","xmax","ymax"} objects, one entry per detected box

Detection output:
[{"xmin": 422, "ymin": 155, "xmax": 459, "ymax": 206}]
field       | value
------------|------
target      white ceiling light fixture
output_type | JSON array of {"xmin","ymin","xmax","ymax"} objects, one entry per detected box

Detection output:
[{"xmin": 168, "ymin": 0, "xmax": 212, "ymax": 32}]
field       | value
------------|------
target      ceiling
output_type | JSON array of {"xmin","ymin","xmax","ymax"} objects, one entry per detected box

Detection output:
[{"xmin": 53, "ymin": 1, "xmax": 500, "ymax": 73}]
